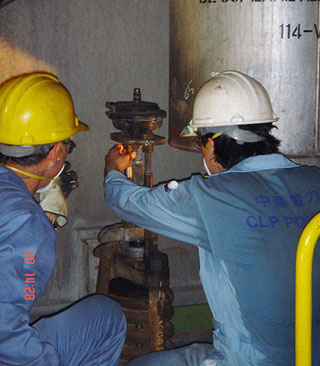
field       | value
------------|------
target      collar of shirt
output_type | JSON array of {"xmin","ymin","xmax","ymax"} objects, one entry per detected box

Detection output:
[
  {"xmin": 0, "ymin": 165, "xmax": 31, "ymax": 195},
  {"xmin": 227, "ymin": 153, "xmax": 297, "ymax": 174}
]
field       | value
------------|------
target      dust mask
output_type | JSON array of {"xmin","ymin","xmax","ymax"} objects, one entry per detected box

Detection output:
[{"xmin": 36, "ymin": 164, "xmax": 65, "ymax": 193}]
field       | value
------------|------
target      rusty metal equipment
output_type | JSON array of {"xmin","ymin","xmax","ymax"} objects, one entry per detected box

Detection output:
[{"xmin": 94, "ymin": 89, "xmax": 174, "ymax": 362}]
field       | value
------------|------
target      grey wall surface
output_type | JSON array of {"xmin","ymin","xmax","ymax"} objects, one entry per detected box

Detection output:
[{"xmin": 0, "ymin": 0, "xmax": 204, "ymax": 321}]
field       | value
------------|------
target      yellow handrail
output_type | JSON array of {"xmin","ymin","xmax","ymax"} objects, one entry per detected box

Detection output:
[{"xmin": 295, "ymin": 212, "xmax": 320, "ymax": 366}]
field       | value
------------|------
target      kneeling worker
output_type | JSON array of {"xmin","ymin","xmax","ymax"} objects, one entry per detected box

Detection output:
[
  {"xmin": 104, "ymin": 70, "xmax": 320, "ymax": 366},
  {"xmin": 0, "ymin": 72, "xmax": 126, "ymax": 366}
]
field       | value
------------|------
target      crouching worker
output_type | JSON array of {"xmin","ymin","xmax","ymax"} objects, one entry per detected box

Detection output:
[
  {"xmin": 103, "ymin": 71, "xmax": 320, "ymax": 366},
  {"xmin": 0, "ymin": 73, "xmax": 126, "ymax": 366}
]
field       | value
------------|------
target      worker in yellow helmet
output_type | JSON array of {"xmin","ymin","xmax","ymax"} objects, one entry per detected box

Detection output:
[{"xmin": 0, "ymin": 73, "xmax": 126, "ymax": 366}]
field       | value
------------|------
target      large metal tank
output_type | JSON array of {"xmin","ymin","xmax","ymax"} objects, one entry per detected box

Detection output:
[{"xmin": 169, "ymin": 1, "xmax": 320, "ymax": 157}]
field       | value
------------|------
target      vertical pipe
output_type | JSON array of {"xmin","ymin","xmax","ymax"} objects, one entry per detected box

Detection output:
[
  {"xmin": 133, "ymin": 147, "xmax": 144, "ymax": 186},
  {"xmin": 295, "ymin": 212, "xmax": 320, "ymax": 366},
  {"xmin": 144, "ymin": 149, "xmax": 153, "ymax": 188},
  {"xmin": 143, "ymin": 145, "xmax": 157, "ymax": 256},
  {"xmin": 125, "ymin": 144, "xmax": 133, "ymax": 180}
]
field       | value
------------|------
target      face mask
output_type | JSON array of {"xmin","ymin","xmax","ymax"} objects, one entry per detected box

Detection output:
[
  {"xmin": 203, "ymin": 158, "xmax": 212, "ymax": 176},
  {"xmin": 36, "ymin": 164, "xmax": 65, "ymax": 193}
]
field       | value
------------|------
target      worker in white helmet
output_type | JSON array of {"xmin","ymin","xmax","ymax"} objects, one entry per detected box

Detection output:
[
  {"xmin": 104, "ymin": 71, "xmax": 320, "ymax": 366},
  {"xmin": 0, "ymin": 72, "xmax": 126, "ymax": 366}
]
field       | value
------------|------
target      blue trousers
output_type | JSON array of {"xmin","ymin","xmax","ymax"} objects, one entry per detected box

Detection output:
[
  {"xmin": 126, "ymin": 343, "xmax": 216, "ymax": 366},
  {"xmin": 33, "ymin": 295, "xmax": 126, "ymax": 366}
]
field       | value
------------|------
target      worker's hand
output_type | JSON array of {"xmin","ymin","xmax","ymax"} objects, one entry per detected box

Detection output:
[{"xmin": 104, "ymin": 144, "xmax": 136, "ymax": 178}]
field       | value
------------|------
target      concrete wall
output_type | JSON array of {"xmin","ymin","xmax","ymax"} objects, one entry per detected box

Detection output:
[{"xmin": 0, "ymin": 0, "xmax": 205, "ymax": 321}]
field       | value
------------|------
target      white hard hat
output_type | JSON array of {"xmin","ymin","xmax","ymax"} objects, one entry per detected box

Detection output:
[{"xmin": 181, "ymin": 70, "xmax": 278, "ymax": 143}]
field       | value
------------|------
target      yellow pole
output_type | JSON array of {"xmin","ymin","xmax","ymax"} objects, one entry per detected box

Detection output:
[{"xmin": 295, "ymin": 212, "xmax": 320, "ymax": 366}]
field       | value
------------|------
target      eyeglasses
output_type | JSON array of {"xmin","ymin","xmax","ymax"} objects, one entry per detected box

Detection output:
[
  {"xmin": 194, "ymin": 131, "xmax": 223, "ymax": 151},
  {"xmin": 63, "ymin": 139, "xmax": 77, "ymax": 154}
]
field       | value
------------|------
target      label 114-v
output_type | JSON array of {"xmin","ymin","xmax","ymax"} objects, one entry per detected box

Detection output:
[{"xmin": 280, "ymin": 24, "xmax": 320, "ymax": 39}]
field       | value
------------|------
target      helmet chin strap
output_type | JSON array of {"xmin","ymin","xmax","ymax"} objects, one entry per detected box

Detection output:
[
  {"xmin": 36, "ymin": 163, "xmax": 65, "ymax": 193},
  {"xmin": 0, "ymin": 162, "xmax": 65, "ymax": 195},
  {"xmin": 0, "ymin": 163, "xmax": 54, "ymax": 181},
  {"xmin": 203, "ymin": 158, "xmax": 212, "ymax": 176}
]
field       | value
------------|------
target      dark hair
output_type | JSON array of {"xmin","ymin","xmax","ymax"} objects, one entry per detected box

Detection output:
[
  {"xmin": 210, "ymin": 123, "xmax": 280, "ymax": 170},
  {"xmin": 0, "ymin": 145, "xmax": 52, "ymax": 167}
]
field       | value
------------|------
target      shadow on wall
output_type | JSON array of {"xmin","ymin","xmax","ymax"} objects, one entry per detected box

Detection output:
[{"xmin": 0, "ymin": 38, "xmax": 58, "ymax": 82}]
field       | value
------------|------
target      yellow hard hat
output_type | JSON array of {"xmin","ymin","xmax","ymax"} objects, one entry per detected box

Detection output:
[{"xmin": 0, "ymin": 72, "xmax": 89, "ymax": 146}]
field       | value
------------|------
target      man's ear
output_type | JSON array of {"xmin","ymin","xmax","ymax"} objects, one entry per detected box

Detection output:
[
  {"xmin": 47, "ymin": 142, "xmax": 63, "ymax": 163},
  {"xmin": 207, "ymin": 138, "xmax": 215, "ymax": 156}
]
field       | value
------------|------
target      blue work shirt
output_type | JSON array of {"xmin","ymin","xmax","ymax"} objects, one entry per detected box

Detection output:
[
  {"xmin": 104, "ymin": 153, "xmax": 320, "ymax": 366},
  {"xmin": 0, "ymin": 166, "xmax": 60, "ymax": 365}
]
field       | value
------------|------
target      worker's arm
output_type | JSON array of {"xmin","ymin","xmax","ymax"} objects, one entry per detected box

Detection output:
[
  {"xmin": 104, "ymin": 170, "xmax": 210, "ymax": 251},
  {"xmin": 0, "ymin": 211, "xmax": 61, "ymax": 365}
]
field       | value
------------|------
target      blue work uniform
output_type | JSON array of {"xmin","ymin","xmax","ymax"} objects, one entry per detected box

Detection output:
[
  {"xmin": 104, "ymin": 153, "xmax": 320, "ymax": 366},
  {"xmin": 0, "ymin": 166, "xmax": 126, "ymax": 366}
]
